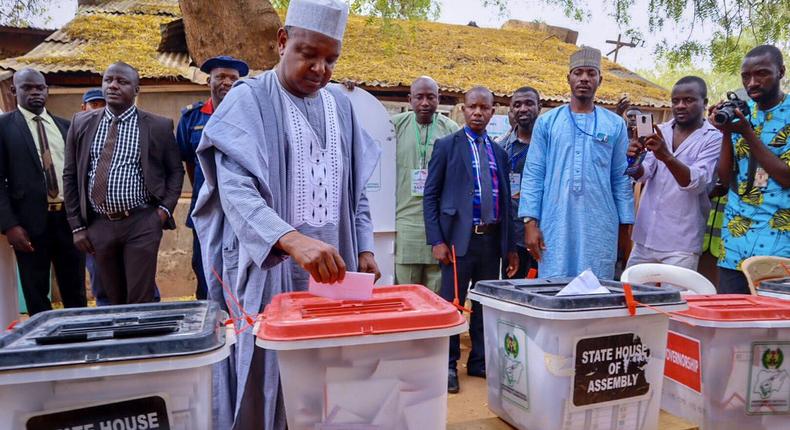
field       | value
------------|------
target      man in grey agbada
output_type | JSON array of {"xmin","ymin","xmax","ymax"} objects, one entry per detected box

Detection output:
[{"xmin": 191, "ymin": 0, "xmax": 381, "ymax": 428}]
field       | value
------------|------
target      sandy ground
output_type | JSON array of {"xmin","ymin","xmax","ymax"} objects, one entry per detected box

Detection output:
[{"xmin": 448, "ymin": 334, "xmax": 699, "ymax": 430}]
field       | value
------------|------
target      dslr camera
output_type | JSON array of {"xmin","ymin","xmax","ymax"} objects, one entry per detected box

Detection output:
[{"xmin": 714, "ymin": 91, "xmax": 751, "ymax": 124}]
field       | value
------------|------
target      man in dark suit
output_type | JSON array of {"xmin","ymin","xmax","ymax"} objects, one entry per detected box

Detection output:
[
  {"xmin": 63, "ymin": 62, "xmax": 184, "ymax": 305},
  {"xmin": 424, "ymin": 86, "xmax": 519, "ymax": 393},
  {"xmin": 0, "ymin": 68, "xmax": 86, "ymax": 314}
]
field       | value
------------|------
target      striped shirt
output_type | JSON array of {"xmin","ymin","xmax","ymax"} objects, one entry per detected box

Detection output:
[
  {"xmin": 464, "ymin": 126, "xmax": 500, "ymax": 225},
  {"xmin": 88, "ymin": 106, "xmax": 150, "ymax": 214}
]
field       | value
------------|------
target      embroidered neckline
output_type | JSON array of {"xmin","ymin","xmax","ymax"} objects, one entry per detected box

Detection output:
[{"xmin": 277, "ymin": 79, "xmax": 343, "ymax": 228}]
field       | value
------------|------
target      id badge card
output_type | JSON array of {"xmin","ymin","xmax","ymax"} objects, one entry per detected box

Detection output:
[
  {"xmin": 509, "ymin": 172, "xmax": 521, "ymax": 197},
  {"xmin": 411, "ymin": 169, "xmax": 428, "ymax": 196},
  {"xmin": 754, "ymin": 167, "xmax": 769, "ymax": 189}
]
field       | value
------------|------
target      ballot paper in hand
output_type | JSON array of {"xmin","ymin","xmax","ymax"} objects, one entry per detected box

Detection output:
[
  {"xmin": 309, "ymin": 271, "xmax": 374, "ymax": 301},
  {"xmin": 556, "ymin": 269, "xmax": 610, "ymax": 296}
]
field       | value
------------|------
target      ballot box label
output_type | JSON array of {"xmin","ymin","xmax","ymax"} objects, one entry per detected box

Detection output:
[
  {"xmin": 25, "ymin": 395, "xmax": 171, "ymax": 430},
  {"xmin": 572, "ymin": 333, "xmax": 651, "ymax": 407},
  {"xmin": 747, "ymin": 341, "xmax": 790, "ymax": 415},
  {"xmin": 664, "ymin": 331, "xmax": 702, "ymax": 393},
  {"xmin": 498, "ymin": 320, "xmax": 529, "ymax": 410}
]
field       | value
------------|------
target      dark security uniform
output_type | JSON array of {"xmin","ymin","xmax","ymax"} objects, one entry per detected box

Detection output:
[
  {"xmin": 498, "ymin": 127, "xmax": 537, "ymax": 278},
  {"xmin": 176, "ymin": 98, "xmax": 213, "ymax": 299}
]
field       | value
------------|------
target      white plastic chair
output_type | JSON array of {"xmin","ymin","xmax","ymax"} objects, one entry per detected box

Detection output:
[
  {"xmin": 620, "ymin": 263, "xmax": 717, "ymax": 296},
  {"xmin": 741, "ymin": 256, "xmax": 790, "ymax": 295}
]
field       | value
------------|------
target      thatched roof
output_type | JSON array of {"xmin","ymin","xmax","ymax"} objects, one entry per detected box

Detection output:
[{"xmin": 0, "ymin": 0, "xmax": 670, "ymax": 107}]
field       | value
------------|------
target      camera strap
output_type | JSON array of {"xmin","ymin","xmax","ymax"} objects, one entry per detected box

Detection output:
[{"xmin": 741, "ymin": 156, "xmax": 758, "ymax": 196}]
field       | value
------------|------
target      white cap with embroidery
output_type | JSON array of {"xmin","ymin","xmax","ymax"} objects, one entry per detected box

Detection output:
[{"xmin": 284, "ymin": 0, "xmax": 350, "ymax": 42}]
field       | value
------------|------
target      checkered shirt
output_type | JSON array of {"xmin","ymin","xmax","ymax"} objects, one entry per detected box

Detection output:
[{"xmin": 88, "ymin": 106, "xmax": 150, "ymax": 214}]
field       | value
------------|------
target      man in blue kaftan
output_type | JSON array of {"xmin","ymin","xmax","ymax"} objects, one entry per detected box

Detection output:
[{"xmin": 519, "ymin": 47, "xmax": 634, "ymax": 279}]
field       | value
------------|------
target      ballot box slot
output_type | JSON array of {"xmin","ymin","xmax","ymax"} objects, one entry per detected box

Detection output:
[
  {"xmin": 33, "ymin": 316, "xmax": 184, "ymax": 345},
  {"xmin": 300, "ymin": 299, "xmax": 411, "ymax": 318}
]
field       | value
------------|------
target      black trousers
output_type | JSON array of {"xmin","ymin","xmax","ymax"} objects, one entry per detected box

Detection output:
[
  {"xmin": 15, "ymin": 209, "xmax": 86, "ymax": 315},
  {"xmin": 87, "ymin": 206, "xmax": 162, "ymax": 305},
  {"xmin": 501, "ymin": 245, "xmax": 536, "ymax": 279},
  {"xmin": 717, "ymin": 267, "xmax": 751, "ymax": 294},
  {"xmin": 192, "ymin": 229, "xmax": 208, "ymax": 300},
  {"xmin": 440, "ymin": 231, "xmax": 501, "ymax": 372}
]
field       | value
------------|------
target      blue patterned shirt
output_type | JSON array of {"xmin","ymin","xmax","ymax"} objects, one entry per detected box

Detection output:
[{"xmin": 720, "ymin": 95, "xmax": 790, "ymax": 270}]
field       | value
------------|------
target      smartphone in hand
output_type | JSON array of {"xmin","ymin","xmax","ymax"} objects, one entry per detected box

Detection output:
[{"xmin": 636, "ymin": 113, "xmax": 654, "ymax": 138}]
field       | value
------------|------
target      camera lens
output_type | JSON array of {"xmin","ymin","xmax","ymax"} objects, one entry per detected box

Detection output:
[
  {"xmin": 714, "ymin": 112, "xmax": 727, "ymax": 124},
  {"xmin": 715, "ymin": 107, "xmax": 733, "ymax": 124}
]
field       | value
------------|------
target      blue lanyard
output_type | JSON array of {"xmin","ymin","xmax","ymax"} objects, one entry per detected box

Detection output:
[
  {"xmin": 566, "ymin": 105, "xmax": 599, "ymax": 139},
  {"xmin": 508, "ymin": 145, "xmax": 529, "ymax": 171}
]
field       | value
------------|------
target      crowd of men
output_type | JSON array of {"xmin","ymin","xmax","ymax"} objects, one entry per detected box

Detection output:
[{"xmin": 0, "ymin": 0, "xmax": 787, "ymax": 427}]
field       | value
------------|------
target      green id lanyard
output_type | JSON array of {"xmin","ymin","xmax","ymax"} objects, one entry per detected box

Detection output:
[{"xmin": 413, "ymin": 112, "xmax": 436, "ymax": 169}]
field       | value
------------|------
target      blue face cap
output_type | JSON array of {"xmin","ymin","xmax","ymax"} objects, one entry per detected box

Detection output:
[
  {"xmin": 199, "ymin": 55, "xmax": 250, "ymax": 77},
  {"xmin": 82, "ymin": 88, "xmax": 104, "ymax": 103}
]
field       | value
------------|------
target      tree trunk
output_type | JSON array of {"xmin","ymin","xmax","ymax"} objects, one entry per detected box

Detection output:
[{"xmin": 178, "ymin": 0, "xmax": 281, "ymax": 71}]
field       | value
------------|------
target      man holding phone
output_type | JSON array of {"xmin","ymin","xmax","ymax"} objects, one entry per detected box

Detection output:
[{"xmin": 626, "ymin": 76, "xmax": 721, "ymax": 270}]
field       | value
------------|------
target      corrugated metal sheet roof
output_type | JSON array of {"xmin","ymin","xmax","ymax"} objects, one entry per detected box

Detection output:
[
  {"xmin": 44, "ymin": 29, "xmax": 73, "ymax": 43},
  {"xmin": 78, "ymin": 0, "xmax": 179, "ymax": 16},
  {"xmin": 0, "ymin": 40, "xmax": 94, "ymax": 74}
]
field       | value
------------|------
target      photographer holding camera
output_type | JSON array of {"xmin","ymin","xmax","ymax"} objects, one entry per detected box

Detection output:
[{"xmin": 710, "ymin": 44, "xmax": 789, "ymax": 294}]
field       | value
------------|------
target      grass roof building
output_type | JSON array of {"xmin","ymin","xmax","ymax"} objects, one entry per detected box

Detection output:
[
  {"xmin": 0, "ymin": 0, "xmax": 670, "ymax": 121},
  {"xmin": 0, "ymin": 0, "xmax": 671, "ymax": 297}
]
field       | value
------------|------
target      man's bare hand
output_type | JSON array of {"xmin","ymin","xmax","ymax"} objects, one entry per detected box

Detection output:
[
  {"xmin": 73, "ymin": 230, "xmax": 94, "ymax": 254},
  {"xmin": 358, "ymin": 251, "xmax": 381, "ymax": 282},
  {"xmin": 6, "ymin": 226, "xmax": 33, "ymax": 252},
  {"xmin": 524, "ymin": 222, "xmax": 546, "ymax": 262},
  {"xmin": 709, "ymin": 104, "xmax": 753, "ymax": 135},
  {"xmin": 277, "ymin": 231, "xmax": 346, "ymax": 283},
  {"xmin": 505, "ymin": 251, "xmax": 520, "ymax": 278},
  {"xmin": 626, "ymin": 138, "xmax": 644, "ymax": 158},
  {"xmin": 341, "ymin": 80, "xmax": 356, "ymax": 91},
  {"xmin": 156, "ymin": 208, "xmax": 169, "ymax": 226},
  {"xmin": 644, "ymin": 125, "xmax": 672, "ymax": 162},
  {"xmin": 616, "ymin": 96, "xmax": 631, "ymax": 117},
  {"xmin": 432, "ymin": 243, "xmax": 453, "ymax": 265}
]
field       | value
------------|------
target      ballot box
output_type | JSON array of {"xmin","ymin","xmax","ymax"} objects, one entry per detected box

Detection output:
[
  {"xmin": 256, "ymin": 285, "xmax": 468, "ymax": 430},
  {"xmin": 662, "ymin": 295, "xmax": 790, "ymax": 430},
  {"xmin": 468, "ymin": 278, "xmax": 687, "ymax": 430},
  {"xmin": 0, "ymin": 301, "xmax": 231, "ymax": 430},
  {"xmin": 757, "ymin": 277, "xmax": 790, "ymax": 300}
]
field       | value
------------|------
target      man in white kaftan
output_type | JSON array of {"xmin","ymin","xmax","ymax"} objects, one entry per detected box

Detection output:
[{"xmin": 191, "ymin": 1, "xmax": 381, "ymax": 428}]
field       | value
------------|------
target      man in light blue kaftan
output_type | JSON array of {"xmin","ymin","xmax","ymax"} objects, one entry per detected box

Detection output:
[
  {"xmin": 190, "ymin": 1, "xmax": 381, "ymax": 429},
  {"xmin": 519, "ymin": 47, "xmax": 634, "ymax": 279}
]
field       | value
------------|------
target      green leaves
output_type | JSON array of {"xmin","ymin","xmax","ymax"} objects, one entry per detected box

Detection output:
[{"xmin": 0, "ymin": 0, "xmax": 48, "ymax": 26}]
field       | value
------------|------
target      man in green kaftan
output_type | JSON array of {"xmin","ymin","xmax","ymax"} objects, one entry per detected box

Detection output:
[{"xmin": 392, "ymin": 76, "xmax": 459, "ymax": 292}]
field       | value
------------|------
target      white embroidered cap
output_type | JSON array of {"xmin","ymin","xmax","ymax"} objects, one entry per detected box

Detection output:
[{"xmin": 284, "ymin": 0, "xmax": 350, "ymax": 42}]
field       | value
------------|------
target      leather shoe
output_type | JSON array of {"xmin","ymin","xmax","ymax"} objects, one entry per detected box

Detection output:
[
  {"xmin": 467, "ymin": 365, "xmax": 486, "ymax": 378},
  {"xmin": 448, "ymin": 368, "xmax": 459, "ymax": 393}
]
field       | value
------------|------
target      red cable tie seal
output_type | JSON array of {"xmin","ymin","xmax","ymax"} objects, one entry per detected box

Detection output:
[
  {"xmin": 212, "ymin": 266, "xmax": 259, "ymax": 335},
  {"xmin": 623, "ymin": 283, "xmax": 695, "ymax": 326},
  {"xmin": 623, "ymin": 283, "xmax": 637, "ymax": 316}
]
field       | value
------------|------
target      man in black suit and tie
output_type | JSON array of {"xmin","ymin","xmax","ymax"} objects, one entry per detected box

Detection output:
[
  {"xmin": 424, "ymin": 86, "xmax": 519, "ymax": 393},
  {"xmin": 0, "ymin": 68, "xmax": 86, "ymax": 314},
  {"xmin": 63, "ymin": 62, "xmax": 184, "ymax": 305}
]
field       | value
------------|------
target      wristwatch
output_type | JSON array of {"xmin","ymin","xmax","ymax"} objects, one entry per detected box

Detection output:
[{"xmin": 523, "ymin": 217, "xmax": 537, "ymax": 225}]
